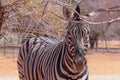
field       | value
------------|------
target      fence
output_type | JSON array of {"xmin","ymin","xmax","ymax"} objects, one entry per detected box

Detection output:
[{"xmin": 0, "ymin": 37, "xmax": 21, "ymax": 61}]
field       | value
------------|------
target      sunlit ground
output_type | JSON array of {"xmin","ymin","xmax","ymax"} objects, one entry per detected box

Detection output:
[{"xmin": 0, "ymin": 41, "xmax": 120, "ymax": 80}]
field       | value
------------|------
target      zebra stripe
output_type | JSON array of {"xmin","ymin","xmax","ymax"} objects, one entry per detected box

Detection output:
[
  {"xmin": 83, "ymin": 24, "xmax": 90, "ymax": 54},
  {"xmin": 17, "ymin": 5, "xmax": 89, "ymax": 80}
]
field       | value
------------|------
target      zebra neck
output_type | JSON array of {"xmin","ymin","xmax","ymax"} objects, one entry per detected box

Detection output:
[{"xmin": 59, "ymin": 38, "xmax": 81, "ymax": 77}]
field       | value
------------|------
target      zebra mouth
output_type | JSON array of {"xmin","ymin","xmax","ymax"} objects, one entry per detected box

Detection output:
[{"xmin": 73, "ymin": 59, "xmax": 85, "ymax": 71}]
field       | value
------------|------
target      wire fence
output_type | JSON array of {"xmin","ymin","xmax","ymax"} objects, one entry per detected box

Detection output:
[
  {"xmin": 0, "ymin": 44, "xmax": 20, "ymax": 60},
  {"xmin": 0, "ymin": 37, "xmax": 21, "ymax": 61}
]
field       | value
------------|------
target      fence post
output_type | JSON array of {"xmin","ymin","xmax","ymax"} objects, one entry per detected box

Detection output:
[{"xmin": 4, "ymin": 37, "xmax": 5, "ymax": 56}]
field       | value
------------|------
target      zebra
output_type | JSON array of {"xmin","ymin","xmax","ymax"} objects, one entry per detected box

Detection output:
[
  {"xmin": 89, "ymin": 30, "xmax": 99, "ymax": 50},
  {"xmin": 17, "ymin": 5, "xmax": 89, "ymax": 80}
]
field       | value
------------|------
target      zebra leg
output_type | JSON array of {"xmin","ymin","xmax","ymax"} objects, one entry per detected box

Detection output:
[
  {"xmin": 95, "ymin": 39, "xmax": 98, "ymax": 51},
  {"xmin": 90, "ymin": 39, "xmax": 94, "ymax": 49}
]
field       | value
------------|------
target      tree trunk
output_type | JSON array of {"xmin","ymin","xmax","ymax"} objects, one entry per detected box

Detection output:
[{"xmin": 0, "ymin": 0, "xmax": 4, "ymax": 34}]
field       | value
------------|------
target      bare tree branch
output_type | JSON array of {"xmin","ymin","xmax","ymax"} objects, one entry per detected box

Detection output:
[
  {"xmin": 97, "ymin": 8, "xmax": 120, "ymax": 12},
  {"xmin": 48, "ymin": 9, "xmax": 120, "ymax": 25},
  {"xmin": 44, "ymin": 1, "xmax": 120, "ymax": 25},
  {"xmin": 83, "ymin": 17, "xmax": 120, "ymax": 25},
  {"xmin": 42, "ymin": 0, "xmax": 50, "ymax": 18},
  {"xmin": 2, "ymin": 0, "xmax": 25, "ymax": 8}
]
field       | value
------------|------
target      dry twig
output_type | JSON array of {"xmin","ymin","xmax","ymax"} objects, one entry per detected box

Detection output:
[{"xmin": 97, "ymin": 8, "xmax": 120, "ymax": 12}]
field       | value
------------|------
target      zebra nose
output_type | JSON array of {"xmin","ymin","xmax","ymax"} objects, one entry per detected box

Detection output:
[{"xmin": 79, "ymin": 49, "xmax": 85, "ymax": 56}]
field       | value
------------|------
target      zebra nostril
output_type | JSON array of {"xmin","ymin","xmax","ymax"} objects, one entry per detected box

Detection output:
[{"xmin": 84, "ymin": 48, "xmax": 87, "ymax": 52}]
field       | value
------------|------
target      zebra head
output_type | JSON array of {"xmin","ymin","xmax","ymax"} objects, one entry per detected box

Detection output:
[
  {"xmin": 63, "ymin": 5, "xmax": 89, "ymax": 54},
  {"xmin": 63, "ymin": 5, "xmax": 88, "ymax": 72}
]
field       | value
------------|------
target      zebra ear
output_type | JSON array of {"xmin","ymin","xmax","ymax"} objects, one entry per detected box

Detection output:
[
  {"xmin": 73, "ymin": 5, "xmax": 81, "ymax": 19},
  {"xmin": 63, "ymin": 5, "xmax": 73, "ymax": 19},
  {"xmin": 75, "ymin": 5, "xmax": 80, "ymax": 14}
]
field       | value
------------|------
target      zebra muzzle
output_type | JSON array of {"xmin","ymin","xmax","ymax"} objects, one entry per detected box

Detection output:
[{"xmin": 73, "ymin": 54, "xmax": 86, "ymax": 72}]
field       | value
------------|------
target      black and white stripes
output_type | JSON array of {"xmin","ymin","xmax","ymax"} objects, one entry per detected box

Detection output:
[{"xmin": 17, "ymin": 5, "xmax": 89, "ymax": 80}]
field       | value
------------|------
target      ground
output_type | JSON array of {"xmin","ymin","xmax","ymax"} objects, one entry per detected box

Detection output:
[{"xmin": 0, "ymin": 41, "xmax": 120, "ymax": 80}]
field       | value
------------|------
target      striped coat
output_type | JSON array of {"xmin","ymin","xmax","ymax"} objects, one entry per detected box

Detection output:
[
  {"xmin": 17, "ymin": 5, "xmax": 89, "ymax": 80},
  {"xmin": 18, "ymin": 36, "xmax": 88, "ymax": 80}
]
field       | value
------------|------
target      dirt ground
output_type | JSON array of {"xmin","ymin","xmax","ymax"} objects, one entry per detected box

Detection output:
[
  {"xmin": 87, "ymin": 52, "xmax": 120, "ymax": 75},
  {"xmin": 0, "ymin": 41, "xmax": 120, "ymax": 80}
]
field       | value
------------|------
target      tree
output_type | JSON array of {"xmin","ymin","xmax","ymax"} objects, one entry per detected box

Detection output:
[{"xmin": 0, "ymin": 0, "xmax": 4, "ymax": 36}]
